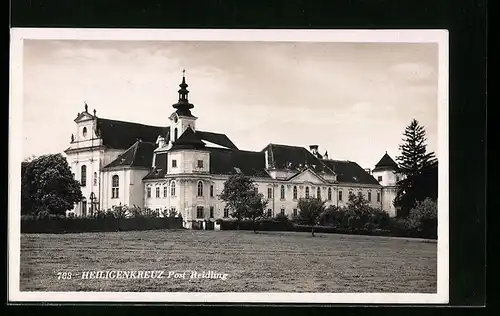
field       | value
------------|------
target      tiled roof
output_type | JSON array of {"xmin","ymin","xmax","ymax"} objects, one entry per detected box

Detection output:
[
  {"xmin": 320, "ymin": 159, "xmax": 380, "ymax": 185},
  {"xmin": 261, "ymin": 144, "xmax": 335, "ymax": 175},
  {"xmin": 170, "ymin": 127, "xmax": 206, "ymax": 150},
  {"xmin": 103, "ymin": 140, "xmax": 155, "ymax": 169},
  {"xmin": 373, "ymin": 152, "xmax": 398, "ymax": 171},
  {"xmin": 144, "ymin": 148, "xmax": 270, "ymax": 180},
  {"xmin": 95, "ymin": 117, "xmax": 237, "ymax": 151},
  {"xmin": 96, "ymin": 118, "xmax": 168, "ymax": 150},
  {"xmin": 207, "ymin": 148, "xmax": 270, "ymax": 178}
]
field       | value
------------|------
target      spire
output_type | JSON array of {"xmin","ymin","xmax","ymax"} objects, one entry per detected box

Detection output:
[
  {"xmin": 84, "ymin": 102, "xmax": 88, "ymax": 113},
  {"xmin": 172, "ymin": 69, "xmax": 195, "ymax": 117}
]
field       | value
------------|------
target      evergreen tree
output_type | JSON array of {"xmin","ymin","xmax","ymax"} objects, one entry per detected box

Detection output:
[{"xmin": 394, "ymin": 119, "xmax": 438, "ymax": 216}]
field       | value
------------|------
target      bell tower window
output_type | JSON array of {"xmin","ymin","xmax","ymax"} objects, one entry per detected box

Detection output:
[{"xmin": 82, "ymin": 127, "xmax": 87, "ymax": 137}]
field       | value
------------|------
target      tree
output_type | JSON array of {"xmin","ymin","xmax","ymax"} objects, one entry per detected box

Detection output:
[
  {"xmin": 219, "ymin": 174, "xmax": 259, "ymax": 230},
  {"xmin": 345, "ymin": 192, "xmax": 374, "ymax": 229},
  {"xmin": 297, "ymin": 198, "xmax": 326, "ymax": 237},
  {"xmin": 21, "ymin": 154, "xmax": 83, "ymax": 216},
  {"xmin": 245, "ymin": 191, "xmax": 268, "ymax": 233},
  {"xmin": 394, "ymin": 119, "xmax": 438, "ymax": 216}
]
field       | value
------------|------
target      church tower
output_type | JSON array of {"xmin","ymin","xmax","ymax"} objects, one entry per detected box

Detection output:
[{"xmin": 169, "ymin": 70, "xmax": 197, "ymax": 144}]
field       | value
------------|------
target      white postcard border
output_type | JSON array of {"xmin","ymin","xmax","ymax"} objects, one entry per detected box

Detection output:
[{"xmin": 9, "ymin": 28, "xmax": 449, "ymax": 304}]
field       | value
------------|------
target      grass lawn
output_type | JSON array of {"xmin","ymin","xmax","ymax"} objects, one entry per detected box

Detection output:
[{"xmin": 20, "ymin": 230, "xmax": 437, "ymax": 293}]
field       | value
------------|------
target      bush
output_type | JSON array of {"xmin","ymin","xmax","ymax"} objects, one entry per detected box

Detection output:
[
  {"xmin": 274, "ymin": 213, "xmax": 289, "ymax": 223},
  {"xmin": 406, "ymin": 198, "xmax": 437, "ymax": 238}
]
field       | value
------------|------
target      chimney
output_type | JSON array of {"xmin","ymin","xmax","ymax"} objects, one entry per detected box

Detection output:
[
  {"xmin": 365, "ymin": 168, "xmax": 371, "ymax": 174},
  {"xmin": 324, "ymin": 151, "xmax": 329, "ymax": 160}
]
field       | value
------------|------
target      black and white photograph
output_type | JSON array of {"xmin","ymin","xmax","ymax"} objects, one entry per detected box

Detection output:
[{"xmin": 9, "ymin": 29, "xmax": 449, "ymax": 304}]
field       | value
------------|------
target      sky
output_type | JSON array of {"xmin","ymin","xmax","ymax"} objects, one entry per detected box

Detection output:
[{"xmin": 22, "ymin": 40, "xmax": 438, "ymax": 169}]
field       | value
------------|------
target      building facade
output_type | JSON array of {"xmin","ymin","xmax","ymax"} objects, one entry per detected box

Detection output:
[{"xmin": 64, "ymin": 73, "xmax": 400, "ymax": 228}]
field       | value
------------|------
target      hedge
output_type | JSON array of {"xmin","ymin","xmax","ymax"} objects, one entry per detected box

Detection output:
[
  {"xmin": 21, "ymin": 217, "xmax": 183, "ymax": 234},
  {"xmin": 217, "ymin": 219, "xmax": 437, "ymax": 239}
]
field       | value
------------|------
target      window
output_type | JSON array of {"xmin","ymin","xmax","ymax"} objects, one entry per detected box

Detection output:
[
  {"xmin": 111, "ymin": 175, "xmax": 119, "ymax": 198},
  {"xmin": 377, "ymin": 176, "xmax": 382, "ymax": 182},
  {"xmin": 293, "ymin": 186, "xmax": 297, "ymax": 199},
  {"xmin": 174, "ymin": 128, "xmax": 178, "ymax": 141},
  {"xmin": 280, "ymin": 185, "xmax": 285, "ymax": 199},
  {"xmin": 164, "ymin": 186, "xmax": 168, "ymax": 198},
  {"xmin": 81, "ymin": 199, "xmax": 87, "ymax": 216},
  {"xmin": 197, "ymin": 181, "xmax": 203, "ymax": 197},
  {"xmin": 81, "ymin": 165, "xmax": 87, "ymax": 186},
  {"xmin": 156, "ymin": 186, "xmax": 160, "ymax": 198},
  {"xmin": 172, "ymin": 159, "xmax": 177, "ymax": 168},
  {"xmin": 293, "ymin": 209, "xmax": 298, "ymax": 217},
  {"xmin": 196, "ymin": 206, "xmax": 204, "ymax": 218},
  {"xmin": 339, "ymin": 190, "xmax": 343, "ymax": 201},
  {"xmin": 377, "ymin": 192, "xmax": 381, "ymax": 202},
  {"xmin": 280, "ymin": 208, "xmax": 285, "ymax": 216},
  {"xmin": 93, "ymin": 172, "xmax": 98, "ymax": 186},
  {"xmin": 317, "ymin": 187, "xmax": 321, "ymax": 200},
  {"xmin": 197, "ymin": 160, "xmax": 204, "ymax": 168},
  {"xmin": 328, "ymin": 188, "xmax": 332, "ymax": 200},
  {"xmin": 223, "ymin": 207, "xmax": 229, "ymax": 218},
  {"xmin": 82, "ymin": 126, "xmax": 87, "ymax": 137},
  {"xmin": 305, "ymin": 187, "xmax": 310, "ymax": 199},
  {"xmin": 209, "ymin": 206, "xmax": 214, "ymax": 218},
  {"xmin": 368, "ymin": 191, "xmax": 372, "ymax": 202},
  {"xmin": 210, "ymin": 185, "xmax": 214, "ymax": 197},
  {"xmin": 267, "ymin": 187, "xmax": 273, "ymax": 199},
  {"xmin": 146, "ymin": 187, "xmax": 151, "ymax": 198},
  {"xmin": 267, "ymin": 209, "xmax": 272, "ymax": 217},
  {"xmin": 170, "ymin": 181, "xmax": 176, "ymax": 196}
]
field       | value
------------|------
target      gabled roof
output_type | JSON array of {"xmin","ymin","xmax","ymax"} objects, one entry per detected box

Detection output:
[
  {"xmin": 207, "ymin": 148, "xmax": 270, "ymax": 178},
  {"xmin": 96, "ymin": 118, "xmax": 169, "ymax": 150},
  {"xmin": 373, "ymin": 152, "xmax": 398, "ymax": 171},
  {"xmin": 103, "ymin": 140, "xmax": 156, "ymax": 169},
  {"xmin": 170, "ymin": 126, "xmax": 206, "ymax": 150},
  {"xmin": 261, "ymin": 143, "xmax": 335, "ymax": 176},
  {"xmin": 197, "ymin": 131, "xmax": 238, "ymax": 150},
  {"xmin": 320, "ymin": 159, "xmax": 380, "ymax": 185},
  {"xmin": 286, "ymin": 168, "xmax": 328, "ymax": 184}
]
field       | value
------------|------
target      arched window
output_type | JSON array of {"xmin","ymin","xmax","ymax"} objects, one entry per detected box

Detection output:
[
  {"xmin": 174, "ymin": 128, "xmax": 178, "ymax": 141},
  {"xmin": 197, "ymin": 181, "xmax": 203, "ymax": 197},
  {"xmin": 82, "ymin": 127, "xmax": 87, "ymax": 137},
  {"xmin": 280, "ymin": 185, "xmax": 285, "ymax": 199},
  {"xmin": 80, "ymin": 165, "xmax": 87, "ymax": 187},
  {"xmin": 305, "ymin": 187, "xmax": 310, "ymax": 199},
  {"xmin": 170, "ymin": 180, "xmax": 176, "ymax": 196},
  {"xmin": 317, "ymin": 187, "xmax": 321, "ymax": 200},
  {"xmin": 293, "ymin": 186, "xmax": 297, "ymax": 200},
  {"xmin": 112, "ymin": 175, "xmax": 119, "ymax": 198},
  {"xmin": 93, "ymin": 172, "xmax": 98, "ymax": 186},
  {"xmin": 328, "ymin": 188, "xmax": 332, "ymax": 200}
]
